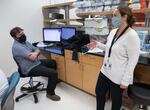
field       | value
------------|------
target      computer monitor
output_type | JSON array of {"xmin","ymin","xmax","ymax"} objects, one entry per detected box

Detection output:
[
  {"xmin": 136, "ymin": 30, "xmax": 149, "ymax": 50},
  {"xmin": 43, "ymin": 28, "xmax": 61, "ymax": 42},
  {"xmin": 61, "ymin": 27, "xmax": 76, "ymax": 40}
]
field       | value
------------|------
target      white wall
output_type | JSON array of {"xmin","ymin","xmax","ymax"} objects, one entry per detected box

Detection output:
[
  {"xmin": 0, "ymin": 0, "xmax": 49, "ymax": 76},
  {"xmin": 0, "ymin": 0, "xmax": 77, "ymax": 76}
]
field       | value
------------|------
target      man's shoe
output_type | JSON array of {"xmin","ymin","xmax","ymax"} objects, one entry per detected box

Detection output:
[{"xmin": 46, "ymin": 94, "xmax": 61, "ymax": 101}]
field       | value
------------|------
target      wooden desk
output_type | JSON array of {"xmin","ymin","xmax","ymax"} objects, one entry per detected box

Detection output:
[{"xmin": 40, "ymin": 49, "xmax": 150, "ymax": 96}]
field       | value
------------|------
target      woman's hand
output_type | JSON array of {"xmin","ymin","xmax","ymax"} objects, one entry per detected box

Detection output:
[
  {"xmin": 120, "ymin": 84, "xmax": 128, "ymax": 89},
  {"xmin": 87, "ymin": 40, "xmax": 97, "ymax": 49}
]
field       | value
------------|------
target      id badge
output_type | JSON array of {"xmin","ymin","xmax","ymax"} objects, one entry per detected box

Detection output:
[{"xmin": 104, "ymin": 59, "xmax": 111, "ymax": 70}]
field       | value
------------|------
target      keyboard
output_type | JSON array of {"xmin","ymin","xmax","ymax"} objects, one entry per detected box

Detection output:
[{"xmin": 44, "ymin": 47, "xmax": 63, "ymax": 55}]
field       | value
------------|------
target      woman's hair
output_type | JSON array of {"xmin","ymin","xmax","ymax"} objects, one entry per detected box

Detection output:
[
  {"xmin": 10, "ymin": 27, "xmax": 23, "ymax": 38},
  {"xmin": 117, "ymin": 6, "xmax": 135, "ymax": 27}
]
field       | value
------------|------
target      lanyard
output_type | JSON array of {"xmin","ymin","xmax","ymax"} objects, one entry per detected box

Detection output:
[{"xmin": 108, "ymin": 25, "xmax": 130, "ymax": 58}]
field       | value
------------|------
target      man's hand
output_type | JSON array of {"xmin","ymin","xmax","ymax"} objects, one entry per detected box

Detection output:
[
  {"xmin": 29, "ymin": 52, "xmax": 38, "ymax": 61},
  {"xmin": 120, "ymin": 84, "xmax": 128, "ymax": 89}
]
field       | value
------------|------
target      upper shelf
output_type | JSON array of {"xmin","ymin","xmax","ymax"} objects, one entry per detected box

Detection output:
[
  {"xmin": 133, "ymin": 8, "xmax": 150, "ymax": 13},
  {"xmin": 42, "ymin": 2, "xmax": 74, "ymax": 9},
  {"xmin": 76, "ymin": 8, "xmax": 150, "ymax": 17},
  {"xmin": 44, "ymin": 18, "xmax": 84, "ymax": 23}
]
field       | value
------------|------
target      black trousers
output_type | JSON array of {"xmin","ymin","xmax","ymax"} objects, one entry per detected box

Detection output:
[
  {"xmin": 95, "ymin": 72, "xmax": 123, "ymax": 110},
  {"xmin": 28, "ymin": 59, "xmax": 58, "ymax": 95}
]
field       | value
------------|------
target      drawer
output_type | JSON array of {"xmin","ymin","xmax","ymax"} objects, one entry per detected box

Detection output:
[
  {"xmin": 81, "ymin": 54, "xmax": 104, "ymax": 67},
  {"xmin": 64, "ymin": 49, "xmax": 82, "ymax": 61}
]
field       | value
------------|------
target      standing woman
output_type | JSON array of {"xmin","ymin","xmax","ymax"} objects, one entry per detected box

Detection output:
[{"xmin": 94, "ymin": 6, "xmax": 140, "ymax": 110}]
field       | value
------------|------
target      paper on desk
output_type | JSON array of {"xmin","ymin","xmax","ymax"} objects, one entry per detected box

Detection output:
[
  {"xmin": 37, "ymin": 42, "xmax": 47, "ymax": 47},
  {"xmin": 140, "ymin": 50, "xmax": 150, "ymax": 58},
  {"xmin": 87, "ymin": 47, "xmax": 104, "ymax": 53}
]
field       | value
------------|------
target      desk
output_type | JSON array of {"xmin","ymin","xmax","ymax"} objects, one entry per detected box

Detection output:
[
  {"xmin": 40, "ymin": 48, "xmax": 150, "ymax": 95},
  {"xmin": 40, "ymin": 49, "xmax": 150, "ymax": 109}
]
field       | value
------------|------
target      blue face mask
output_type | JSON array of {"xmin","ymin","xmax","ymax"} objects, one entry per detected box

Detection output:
[{"xmin": 112, "ymin": 16, "xmax": 121, "ymax": 28}]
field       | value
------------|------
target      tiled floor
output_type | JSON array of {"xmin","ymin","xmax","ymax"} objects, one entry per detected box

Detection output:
[
  {"xmin": 14, "ymin": 77, "xmax": 150, "ymax": 110},
  {"xmin": 14, "ymin": 77, "xmax": 96, "ymax": 110}
]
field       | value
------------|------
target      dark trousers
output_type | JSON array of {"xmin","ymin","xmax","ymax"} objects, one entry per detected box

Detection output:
[
  {"xmin": 28, "ymin": 59, "xmax": 58, "ymax": 95},
  {"xmin": 95, "ymin": 72, "xmax": 123, "ymax": 110}
]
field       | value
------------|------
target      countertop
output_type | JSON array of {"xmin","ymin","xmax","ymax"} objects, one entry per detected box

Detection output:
[{"xmin": 86, "ymin": 52, "xmax": 150, "ymax": 66}]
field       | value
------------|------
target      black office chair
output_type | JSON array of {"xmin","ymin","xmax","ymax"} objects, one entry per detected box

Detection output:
[
  {"xmin": 13, "ymin": 58, "xmax": 46, "ymax": 103},
  {"xmin": 128, "ymin": 83, "xmax": 150, "ymax": 110}
]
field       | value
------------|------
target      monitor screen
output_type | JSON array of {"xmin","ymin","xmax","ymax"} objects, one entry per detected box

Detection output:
[
  {"xmin": 43, "ymin": 28, "xmax": 61, "ymax": 42},
  {"xmin": 61, "ymin": 27, "xmax": 76, "ymax": 40},
  {"xmin": 136, "ymin": 30, "xmax": 149, "ymax": 50}
]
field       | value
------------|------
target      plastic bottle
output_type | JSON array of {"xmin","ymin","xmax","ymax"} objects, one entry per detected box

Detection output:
[{"xmin": 140, "ymin": 0, "xmax": 147, "ymax": 9}]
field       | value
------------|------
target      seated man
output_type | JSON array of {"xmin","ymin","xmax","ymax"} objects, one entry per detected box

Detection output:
[
  {"xmin": 0, "ymin": 69, "xmax": 9, "ymax": 106},
  {"xmin": 10, "ymin": 27, "xmax": 60, "ymax": 101}
]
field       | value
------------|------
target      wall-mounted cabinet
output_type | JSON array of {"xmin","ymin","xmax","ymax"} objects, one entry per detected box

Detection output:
[{"xmin": 42, "ymin": 2, "xmax": 83, "ymax": 27}]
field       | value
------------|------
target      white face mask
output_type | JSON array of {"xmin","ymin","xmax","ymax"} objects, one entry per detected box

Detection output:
[{"xmin": 111, "ymin": 16, "xmax": 121, "ymax": 28}]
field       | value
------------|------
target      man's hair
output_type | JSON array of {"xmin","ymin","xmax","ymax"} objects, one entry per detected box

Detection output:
[{"xmin": 10, "ymin": 27, "xmax": 23, "ymax": 38}]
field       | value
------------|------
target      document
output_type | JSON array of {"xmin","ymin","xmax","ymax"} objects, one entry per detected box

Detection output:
[
  {"xmin": 37, "ymin": 42, "xmax": 47, "ymax": 47},
  {"xmin": 87, "ymin": 47, "xmax": 104, "ymax": 53}
]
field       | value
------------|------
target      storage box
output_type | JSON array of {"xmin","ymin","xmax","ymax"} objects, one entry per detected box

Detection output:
[
  {"xmin": 85, "ymin": 27, "xmax": 109, "ymax": 35},
  {"xmin": 85, "ymin": 18, "xmax": 108, "ymax": 28},
  {"xmin": 49, "ymin": 13, "xmax": 64, "ymax": 20}
]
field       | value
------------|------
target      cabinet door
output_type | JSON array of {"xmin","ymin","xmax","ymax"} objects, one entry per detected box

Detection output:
[
  {"xmin": 51, "ymin": 53, "xmax": 66, "ymax": 81},
  {"xmin": 65, "ymin": 59, "xmax": 83, "ymax": 89},
  {"xmin": 134, "ymin": 64, "xmax": 150, "ymax": 85},
  {"xmin": 82, "ymin": 64, "xmax": 100, "ymax": 95}
]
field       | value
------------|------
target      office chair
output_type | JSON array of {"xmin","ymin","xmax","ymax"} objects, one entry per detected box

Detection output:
[
  {"xmin": 128, "ymin": 83, "xmax": 150, "ymax": 110},
  {"xmin": 1, "ymin": 72, "xmax": 20, "ymax": 110},
  {"xmin": 13, "ymin": 58, "xmax": 46, "ymax": 103}
]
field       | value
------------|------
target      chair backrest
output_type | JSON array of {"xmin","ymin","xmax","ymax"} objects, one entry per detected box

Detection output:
[
  {"xmin": 1, "ymin": 72, "xmax": 20, "ymax": 110},
  {"xmin": 13, "ymin": 57, "xmax": 27, "ymax": 77}
]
